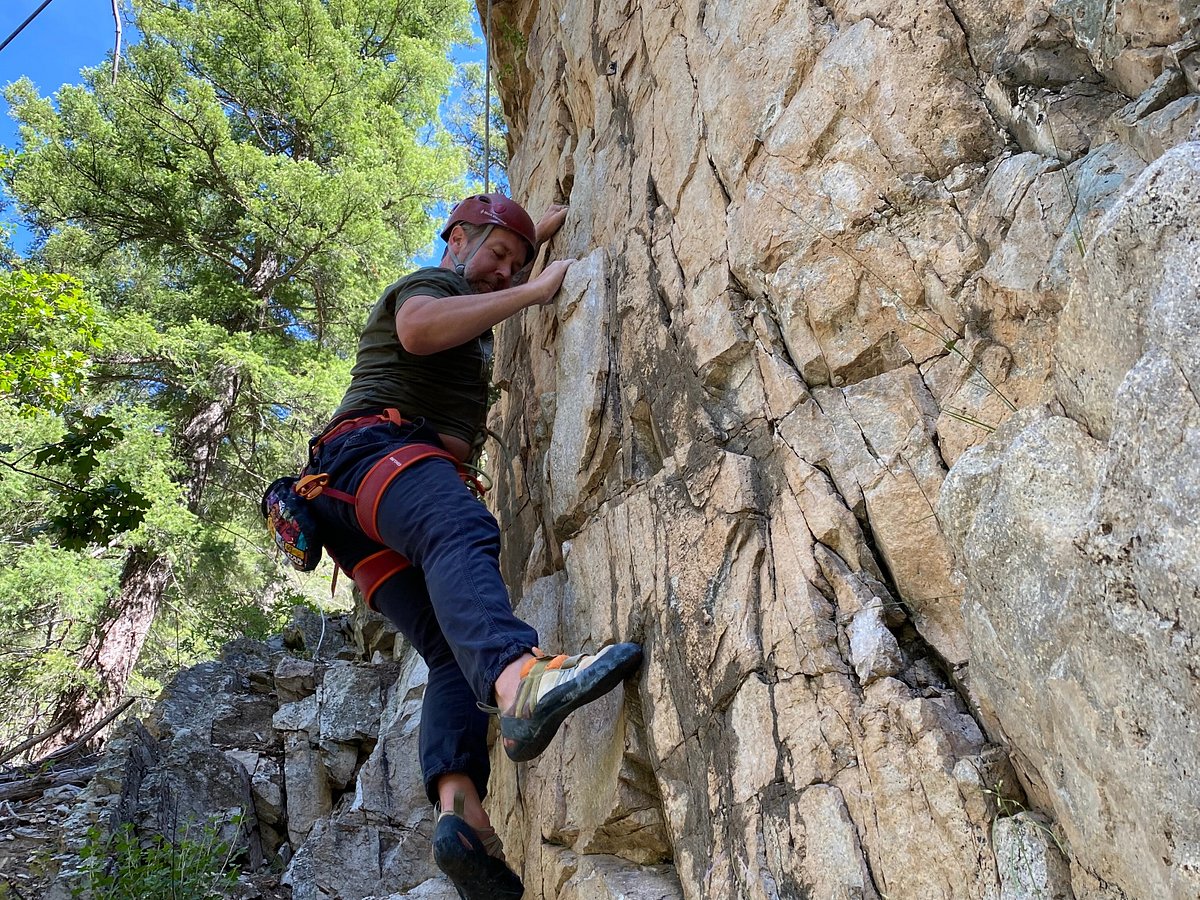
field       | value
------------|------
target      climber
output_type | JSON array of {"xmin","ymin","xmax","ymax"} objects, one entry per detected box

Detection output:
[{"xmin": 304, "ymin": 193, "xmax": 643, "ymax": 899}]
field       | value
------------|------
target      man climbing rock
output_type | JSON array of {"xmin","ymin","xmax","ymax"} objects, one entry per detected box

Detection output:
[{"xmin": 306, "ymin": 193, "xmax": 643, "ymax": 899}]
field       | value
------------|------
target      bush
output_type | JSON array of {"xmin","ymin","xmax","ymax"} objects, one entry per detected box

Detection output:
[{"xmin": 72, "ymin": 817, "xmax": 242, "ymax": 900}]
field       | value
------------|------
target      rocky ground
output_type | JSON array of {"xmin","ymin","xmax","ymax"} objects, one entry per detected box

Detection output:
[{"xmin": 0, "ymin": 607, "xmax": 462, "ymax": 900}]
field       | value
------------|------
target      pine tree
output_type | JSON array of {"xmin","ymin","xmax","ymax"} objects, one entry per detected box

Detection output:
[{"xmin": 2, "ymin": 0, "xmax": 470, "ymax": 749}]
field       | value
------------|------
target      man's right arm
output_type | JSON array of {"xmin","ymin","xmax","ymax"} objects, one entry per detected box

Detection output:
[{"xmin": 395, "ymin": 259, "xmax": 574, "ymax": 355}]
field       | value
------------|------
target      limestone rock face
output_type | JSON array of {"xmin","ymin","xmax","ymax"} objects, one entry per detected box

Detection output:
[
  {"xmin": 993, "ymin": 812, "xmax": 1074, "ymax": 900},
  {"xmin": 478, "ymin": 0, "xmax": 1199, "ymax": 897}
]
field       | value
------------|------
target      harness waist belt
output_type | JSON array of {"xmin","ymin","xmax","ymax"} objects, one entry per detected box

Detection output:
[{"xmin": 314, "ymin": 408, "xmax": 406, "ymax": 452}]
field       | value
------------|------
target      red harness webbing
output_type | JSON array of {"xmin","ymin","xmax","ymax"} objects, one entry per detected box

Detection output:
[
  {"xmin": 297, "ymin": 411, "xmax": 482, "ymax": 608},
  {"xmin": 350, "ymin": 549, "xmax": 412, "ymax": 610},
  {"xmin": 313, "ymin": 408, "xmax": 406, "ymax": 452},
  {"xmin": 353, "ymin": 443, "xmax": 461, "ymax": 543}
]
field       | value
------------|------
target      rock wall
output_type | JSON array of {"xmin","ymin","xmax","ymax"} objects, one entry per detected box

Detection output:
[
  {"xmin": 6, "ymin": 3, "xmax": 1198, "ymax": 900},
  {"xmin": 478, "ymin": 0, "xmax": 1200, "ymax": 897}
]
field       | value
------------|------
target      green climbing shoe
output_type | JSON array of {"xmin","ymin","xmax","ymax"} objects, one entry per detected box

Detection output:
[{"xmin": 482, "ymin": 642, "xmax": 643, "ymax": 763}]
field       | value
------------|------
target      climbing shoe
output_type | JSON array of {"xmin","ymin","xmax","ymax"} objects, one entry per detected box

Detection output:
[
  {"xmin": 482, "ymin": 643, "xmax": 643, "ymax": 763},
  {"xmin": 433, "ymin": 793, "xmax": 523, "ymax": 900}
]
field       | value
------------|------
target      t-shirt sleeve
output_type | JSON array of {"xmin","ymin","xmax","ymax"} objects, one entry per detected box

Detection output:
[{"xmin": 389, "ymin": 269, "xmax": 468, "ymax": 315}]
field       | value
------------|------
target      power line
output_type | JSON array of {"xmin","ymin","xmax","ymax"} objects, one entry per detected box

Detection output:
[{"xmin": 0, "ymin": 0, "xmax": 57, "ymax": 55}]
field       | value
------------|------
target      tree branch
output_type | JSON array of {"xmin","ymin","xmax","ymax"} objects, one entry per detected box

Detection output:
[
  {"xmin": 0, "ymin": 765, "xmax": 99, "ymax": 801},
  {"xmin": 0, "ymin": 455, "xmax": 81, "ymax": 494},
  {"xmin": 0, "ymin": 716, "xmax": 71, "ymax": 767},
  {"xmin": 37, "ymin": 697, "xmax": 136, "ymax": 766}
]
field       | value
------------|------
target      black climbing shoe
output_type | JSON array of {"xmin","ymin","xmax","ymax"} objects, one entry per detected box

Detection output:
[
  {"xmin": 480, "ymin": 642, "xmax": 643, "ymax": 763},
  {"xmin": 433, "ymin": 794, "xmax": 523, "ymax": 900}
]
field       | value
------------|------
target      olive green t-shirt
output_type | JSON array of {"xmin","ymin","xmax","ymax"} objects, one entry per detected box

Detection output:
[{"xmin": 333, "ymin": 267, "xmax": 493, "ymax": 447}]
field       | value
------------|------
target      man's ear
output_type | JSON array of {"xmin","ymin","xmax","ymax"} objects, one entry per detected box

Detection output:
[{"xmin": 447, "ymin": 224, "xmax": 468, "ymax": 254}]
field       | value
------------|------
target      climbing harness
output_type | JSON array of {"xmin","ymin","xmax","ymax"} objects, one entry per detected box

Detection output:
[{"xmin": 262, "ymin": 409, "xmax": 487, "ymax": 608}]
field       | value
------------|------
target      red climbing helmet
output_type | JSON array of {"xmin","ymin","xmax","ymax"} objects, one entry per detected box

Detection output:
[{"xmin": 441, "ymin": 193, "xmax": 537, "ymax": 265}]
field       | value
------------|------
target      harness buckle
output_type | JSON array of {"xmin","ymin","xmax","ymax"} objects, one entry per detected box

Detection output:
[{"xmin": 295, "ymin": 472, "xmax": 330, "ymax": 500}]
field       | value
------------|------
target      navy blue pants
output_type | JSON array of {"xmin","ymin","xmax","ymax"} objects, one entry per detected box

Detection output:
[{"xmin": 310, "ymin": 419, "xmax": 538, "ymax": 804}]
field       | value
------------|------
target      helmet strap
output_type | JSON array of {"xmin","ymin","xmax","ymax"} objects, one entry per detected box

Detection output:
[{"xmin": 447, "ymin": 224, "xmax": 496, "ymax": 277}]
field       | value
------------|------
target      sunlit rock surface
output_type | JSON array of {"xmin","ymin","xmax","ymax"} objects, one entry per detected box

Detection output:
[
  {"xmin": 4, "ymin": 2, "xmax": 1197, "ymax": 899},
  {"xmin": 481, "ymin": 0, "xmax": 1199, "ymax": 896}
]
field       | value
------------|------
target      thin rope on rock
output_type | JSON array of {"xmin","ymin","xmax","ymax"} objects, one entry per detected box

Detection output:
[{"xmin": 483, "ymin": 0, "xmax": 493, "ymax": 193}]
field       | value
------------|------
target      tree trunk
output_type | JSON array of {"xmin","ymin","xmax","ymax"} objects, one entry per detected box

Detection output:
[
  {"xmin": 45, "ymin": 549, "xmax": 172, "ymax": 751},
  {"xmin": 179, "ymin": 366, "xmax": 243, "ymax": 510}
]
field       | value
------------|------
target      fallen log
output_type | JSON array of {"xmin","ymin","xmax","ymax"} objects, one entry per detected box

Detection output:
[{"xmin": 0, "ymin": 765, "xmax": 98, "ymax": 803}]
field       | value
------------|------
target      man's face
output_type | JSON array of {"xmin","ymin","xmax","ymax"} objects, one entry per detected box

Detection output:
[{"xmin": 451, "ymin": 225, "xmax": 528, "ymax": 293}]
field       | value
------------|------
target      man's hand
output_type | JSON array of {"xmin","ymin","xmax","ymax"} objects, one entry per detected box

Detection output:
[
  {"xmin": 531, "ymin": 258, "xmax": 575, "ymax": 305},
  {"xmin": 396, "ymin": 258, "xmax": 578, "ymax": 353},
  {"xmin": 535, "ymin": 204, "xmax": 569, "ymax": 246}
]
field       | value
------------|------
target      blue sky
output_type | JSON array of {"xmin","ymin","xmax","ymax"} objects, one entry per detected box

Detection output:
[
  {"xmin": 0, "ymin": 0, "xmax": 489, "ymax": 261},
  {"xmin": 0, "ymin": 0, "xmax": 117, "ymax": 147}
]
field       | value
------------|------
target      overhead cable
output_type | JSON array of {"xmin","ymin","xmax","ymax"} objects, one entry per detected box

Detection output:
[{"xmin": 0, "ymin": 0, "xmax": 57, "ymax": 55}]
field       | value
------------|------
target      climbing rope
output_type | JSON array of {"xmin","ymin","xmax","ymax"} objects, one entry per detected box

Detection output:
[
  {"xmin": 483, "ymin": 0, "xmax": 493, "ymax": 193},
  {"xmin": 0, "ymin": 0, "xmax": 56, "ymax": 54}
]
